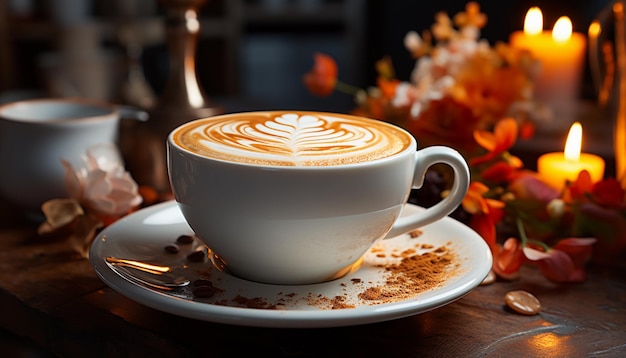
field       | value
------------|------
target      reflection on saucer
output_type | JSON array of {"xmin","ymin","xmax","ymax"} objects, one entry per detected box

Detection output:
[{"xmin": 142, "ymin": 204, "xmax": 186, "ymax": 226}]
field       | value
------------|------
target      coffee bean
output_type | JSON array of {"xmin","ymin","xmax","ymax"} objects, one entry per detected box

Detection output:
[
  {"xmin": 480, "ymin": 270, "xmax": 496, "ymax": 285},
  {"xmin": 193, "ymin": 279, "xmax": 214, "ymax": 287},
  {"xmin": 176, "ymin": 235, "xmax": 194, "ymax": 245},
  {"xmin": 187, "ymin": 249, "xmax": 206, "ymax": 262},
  {"xmin": 193, "ymin": 285, "xmax": 220, "ymax": 298},
  {"xmin": 164, "ymin": 243, "xmax": 180, "ymax": 254},
  {"xmin": 505, "ymin": 290, "xmax": 541, "ymax": 315}
]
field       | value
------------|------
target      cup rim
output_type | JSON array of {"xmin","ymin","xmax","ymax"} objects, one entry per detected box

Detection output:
[
  {"xmin": 0, "ymin": 97, "xmax": 118, "ymax": 124},
  {"xmin": 168, "ymin": 110, "xmax": 418, "ymax": 169}
]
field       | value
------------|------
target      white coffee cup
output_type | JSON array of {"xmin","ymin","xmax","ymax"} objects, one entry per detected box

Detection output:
[
  {"xmin": 167, "ymin": 111, "xmax": 470, "ymax": 285},
  {"xmin": 0, "ymin": 98, "xmax": 120, "ymax": 216}
]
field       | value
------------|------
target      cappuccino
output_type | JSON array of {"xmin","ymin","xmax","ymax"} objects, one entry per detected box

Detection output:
[
  {"xmin": 168, "ymin": 110, "xmax": 470, "ymax": 284},
  {"xmin": 172, "ymin": 111, "xmax": 412, "ymax": 166}
]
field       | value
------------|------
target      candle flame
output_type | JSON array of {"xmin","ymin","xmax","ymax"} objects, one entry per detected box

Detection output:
[
  {"xmin": 564, "ymin": 122, "xmax": 582, "ymax": 161},
  {"xmin": 524, "ymin": 7, "xmax": 543, "ymax": 35},
  {"xmin": 553, "ymin": 16, "xmax": 573, "ymax": 42}
]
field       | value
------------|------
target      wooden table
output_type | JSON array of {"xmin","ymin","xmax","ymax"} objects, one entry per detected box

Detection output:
[{"xmin": 0, "ymin": 199, "xmax": 625, "ymax": 358}]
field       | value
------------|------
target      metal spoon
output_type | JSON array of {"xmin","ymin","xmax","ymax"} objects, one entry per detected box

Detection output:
[{"xmin": 105, "ymin": 257, "xmax": 190, "ymax": 290}]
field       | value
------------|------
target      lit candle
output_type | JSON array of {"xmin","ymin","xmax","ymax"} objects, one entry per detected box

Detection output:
[
  {"xmin": 510, "ymin": 8, "xmax": 586, "ymax": 129},
  {"xmin": 537, "ymin": 122, "xmax": 605, "ymax": 190}
]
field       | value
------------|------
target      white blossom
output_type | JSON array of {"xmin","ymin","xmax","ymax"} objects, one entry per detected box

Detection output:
[{"xmin": 62, "ymin": 144, "xmax": 142, "ymax": 218}]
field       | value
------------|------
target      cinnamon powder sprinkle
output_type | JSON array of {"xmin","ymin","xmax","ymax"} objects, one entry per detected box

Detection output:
[
  {"xmin": 409, "ymin": 229, "xmax": 423, "ymax": 238},
  {"xmin": 305, "ymin": 293, "xmax": 357, "ymax": 309},
  {"xmin": 232, "ymin": 295, "xmax": 278, "ymax": 309},
  {"xmin": 188, "ymin": 239, "xmax": 458, "ymax": 310},
  {"xmin": 358, "ymin": 246, "xmax": 458, "ymax": 303}
]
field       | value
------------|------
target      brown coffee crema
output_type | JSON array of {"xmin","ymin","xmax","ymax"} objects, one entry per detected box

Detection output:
[{"xmin": 173, "ymin": 112, "xmax": 413, "ymax": 166}]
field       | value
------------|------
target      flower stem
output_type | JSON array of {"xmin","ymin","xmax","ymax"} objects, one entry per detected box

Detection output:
[
  {"xmin": 334, "ymin": 80, "xmax": 362, "ymax": 95},
  {"xmin": 516, "ymin": 217, "xmax": 550, "ymax": 252}
]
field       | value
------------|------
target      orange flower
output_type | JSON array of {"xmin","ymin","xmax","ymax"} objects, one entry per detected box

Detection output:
[
  {"xmin": 565, "ymin": 170, "xmax": 625, "ymax": 208},
  {"xmin": 480, "ymin": 161, "xmax": 517, "ymax": 183},
  {"xmin": 377, "ymin": 77, "xmax": 401, "ymax": 99},
  {"xmin": 462, "ymin": 181, "xmax": 505, "ymax": 248},
  {"xmin": 492, "ymin": 238, "xmax": 525, "ymax": 280},
  {"xmin": 453, "ymin": 54, "xmax": 529, "ymax": 127},
  {"xmin": 471, "ymin": 117, "xmax": 518, "ymax": 166},
  {"xmin": 375, "ymin": 56, "xmax": 396, "ymax": 81},
  {"xmin": 564, "ymin": 170, "xmax": 593, "ymax": 203},
  {"xmin": 592, "ymin": 178, "xmax": 626, "ymax": 209},
  {"xmin": 453, "ymin": 2, "xmax": 487, "ymax": 29},
  {"xmin": 407, "ymin": 97, "xmax": 482, "ymax": 154},
  {"xmin": 470, "ymin": 213, "xmax": 497, "ymax": 249},
  {"xmin": 302, "ymin": 53, "xmax": 338, "ymax": 97},
  {"xmin": 462, "ymin": 182, "xmax": 493, "ymax": 214}
]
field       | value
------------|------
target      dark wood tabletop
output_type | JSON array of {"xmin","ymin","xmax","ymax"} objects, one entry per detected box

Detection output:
[{"xmin": 0, "ymin": 198, "xmax": 625, "ymax": 358}]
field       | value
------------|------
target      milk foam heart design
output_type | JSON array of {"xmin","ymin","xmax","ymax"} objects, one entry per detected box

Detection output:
[
  {"xmin": 224, "ymin": 113, "xmax": 374, "ymax": 154},
  {"xmin": 173, "ymin": 112, "xmax": 411, "ymax": 166}
]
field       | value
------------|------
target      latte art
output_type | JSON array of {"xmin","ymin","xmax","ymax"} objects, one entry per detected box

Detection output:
[{"xmin": 173, "ymin": 112, "xmax": 412, "ymax": 166}]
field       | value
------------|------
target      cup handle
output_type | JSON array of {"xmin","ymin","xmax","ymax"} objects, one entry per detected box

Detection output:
[{"xmin": 384, "ymin": 146, "xmax": 470, "ymax": 239}]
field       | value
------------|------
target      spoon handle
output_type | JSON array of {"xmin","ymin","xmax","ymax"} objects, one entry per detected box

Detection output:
[
  {"xmin": 105, "ymin": 257, "xmax": 190, "ymax": 290},
  {"xmin": 106, "ymin": 257, "xmax": 172, "ymax": 274}
]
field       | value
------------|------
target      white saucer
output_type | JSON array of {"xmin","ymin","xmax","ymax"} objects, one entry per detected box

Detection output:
[{"xmin": 89, "ymin": 201, "xmax": 492, "ymax": 328}]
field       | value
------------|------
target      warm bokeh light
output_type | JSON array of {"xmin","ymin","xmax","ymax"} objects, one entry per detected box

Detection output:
[
  {"xmin": 588, "ymin": 20, "xmax": 601, "ymax": 38},
  {"xmin": 564, "ymin": 122, "xmax": 582, "ymax": 162},
  {"xmin": 553, "ymin": 16, "xmax": 573, "ymax": 42},
  {"xmin": 524, "ymin": 7, "xmax": 543, "ymax": 35}
]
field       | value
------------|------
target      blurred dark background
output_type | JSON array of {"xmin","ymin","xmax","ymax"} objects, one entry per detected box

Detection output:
[
  {"xmin": 0, "ymin": 0, "xmax": 614, "ymax": 113},
  {"xmin": 0, "ymin": 1, "xmax": 618, "ymax": 353}
]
